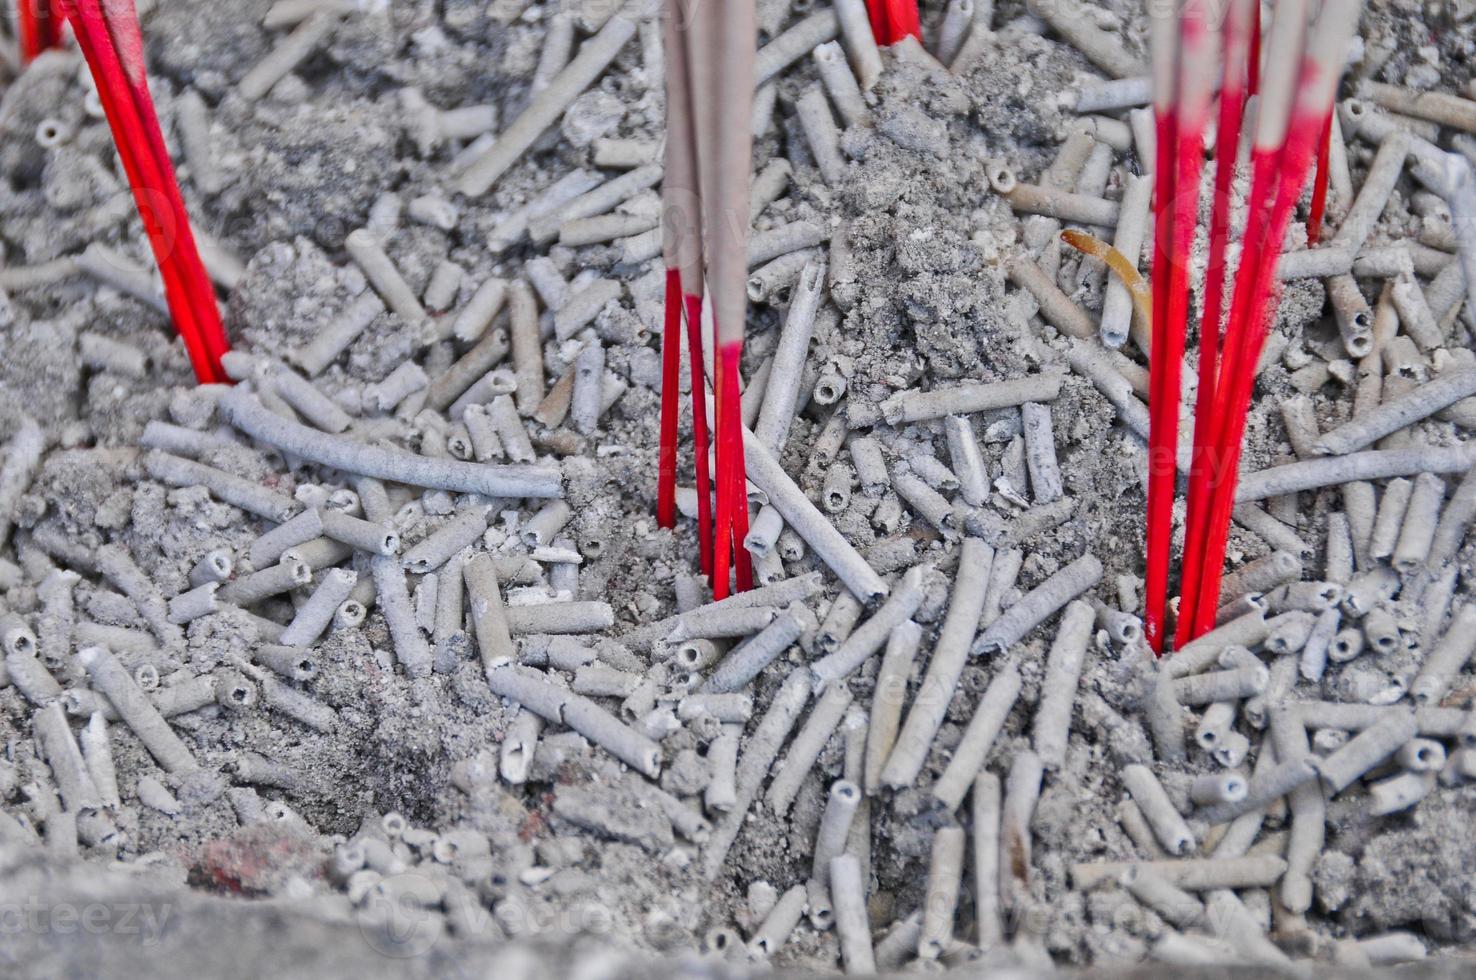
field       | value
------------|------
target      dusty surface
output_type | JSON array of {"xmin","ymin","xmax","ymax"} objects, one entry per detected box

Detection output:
[{"xmin": 1, "ymin": 0, "xmax": 1475, "ymax": 975}]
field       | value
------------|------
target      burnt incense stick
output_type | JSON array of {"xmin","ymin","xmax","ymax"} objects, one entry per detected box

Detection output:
[{"xmin": 1060, "ymin": 229, "xmax": 1152, "ymax": 333}]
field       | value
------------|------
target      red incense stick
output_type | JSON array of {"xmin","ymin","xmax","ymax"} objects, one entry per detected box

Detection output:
[
  {"xmin": 1158, "ymin": 1, "xmax": 1216, "ymax": 641},
  {"xmin": 1179, "ymin": 0, "xmax": 1310, "ymax": 638},
  {"xmin": 1247, "ymin": 0, "xmax": 1261, "ymax": 98},
  {"xmin": 685, "ymin": 293, "xmax": 714, "ymax": 574},
  {"xmin": 1142, "ymin": 0, "xmax": 1181, "ymax": 653},
  {"xmin": 1306, "ymin": 111, "xmax": 1333, "ymax": 245},
  {"xmin": 105, "ymin": 0, "xmax": 230, "ymax": 371},
  {"xmin": 657, "ymin": 266, "xmax": 683, "ymax": 530},
  {"xmin": 1174, "ymin": 0, "xmax": 1254, "ymax": 650}
]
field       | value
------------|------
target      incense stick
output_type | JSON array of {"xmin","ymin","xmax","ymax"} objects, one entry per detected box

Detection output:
[
  {"xmin": 1307, "ymin": 112, "xmax": 1334, "ymax": 244},
  {"xmin": 1141, "ymin": 0, "xmax": 1181, "ymax": 653}
]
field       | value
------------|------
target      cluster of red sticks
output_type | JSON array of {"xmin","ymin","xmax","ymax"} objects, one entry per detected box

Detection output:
[
  {"xmin": 1145, "ymin": 0, "xmax": 1364, "ymax": 653},
  {"xmin": 13, "ymin": 0, "xmax": 230, "ymax": 384},
  {"xmin": 654, "ymin": 0, "xmax": 758, "ymax": 601},
  {"xmin": 15, "ymin": 0, "xmax": 60, "ymax": 61},
  {"xmin": 654, "ymin": 0, "xmax": 919, "ymax": 597}
]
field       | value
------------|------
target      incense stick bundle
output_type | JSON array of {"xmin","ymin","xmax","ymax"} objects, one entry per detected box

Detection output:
[
  {"xmin": 1143, "ymin": 0, "xmax": 1220, "ymax": 651},
  {"xmin": 1175, "ymin": 0, "xmax": 1255, "ymax": 650},
  {"xmin": 688, "ymin": 0, "xmax": 757, "ymax": 599},
  {"xmin": 17, "ymin": 0, "xmax": 62, "ymax": 62},
  {"xmin": 656, "ymin": 0, "xmax": 714, "ymax": 576},
  {"xmin": 1179, "ymin": 0, "xmax": 1365, "ymax": 640},
  {"xmin": 59, "ymin": 0, "xmax": 231, "ymax": 384}
]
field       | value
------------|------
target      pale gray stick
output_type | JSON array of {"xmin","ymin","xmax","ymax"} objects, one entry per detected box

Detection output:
[
  {"xmin": 864, "ymin": 621, "xmax": 922, "ymax": 794},
  {"xmin": 1333, "ymin": 131, "xmax": 1412, "ymax": 254},
  {"xmin": 880, "ymin": 537, "xmax": 993, "ymax": 788},
  {"xmin": 1100, "ymin": 173, "xmax": 1152, "ymax": 348},
  {"xmin": 1122, "ymin": 764, "xmax": 1195, "ymax": 856},
  {"xmin": 1393, "ymin": 471, "xmax": 1445, "ymax": 571},
  {"xmin": 0, "ymin": 416, "xmax": 43, "ymax": 547},
  {"xmin": 166, "ymin": 583, "xmax": 219, "ymax": 624},
  {"xmin": 34, "ymin": 701, "xmax": 101, "ymax": 811},
  {"xmin": 918, "ymin": 826, "xmax": 966, "ymax": 960},
  {"xmin": 1029, "ymin": 0, "xmax": 1143, "ymax": 76},
  {"xmin": 811, "ymin": 565, "xmax": 927, "ymax": 685},
  {"xmin": 1411, "ymin": 603, "xmax": 1476, "ymax": 705},
  {"xmin": 814, "ymin": 42, "xmax": 869, "ymax": 128},
  {"xmin": 753, "ymin": 260, "xmax": 825, "ymax": 454},
  {"xmin": 1237, "ymin": 443, "xmax": 1476, "ymax": 501},
  {"xmin": 812, "ymin": 780, "xmax": 861, "ymax": 883},
  {"xmin": 833, "ymin": 0, "xmax": 882, "ymax": 90},
  {"xmin": 1069, "ymin": 854, "xmax": 1287, "ymax": 892},
  {"xmin": 881, "ymin": 375, "xmax": 1063, "ymax": 424},
  {"xmin": 458, "ymin": 15, "xmax": 638, "ymax": 196},
  {"xmin": 1031, "ymin": 600, "xmax": 1094, "ymax": 769},
  {"xmin": 1315, "ymin": 709, "xmax": 1418, "ymax": 794},
  {"xmin": 742, "ymin": 428, "xmax": 888, "ymax": 601},
  {"xmin": 403, "ymin": 507, "xmax": 491, "ymax": 574},
  {"xmin": 702, "ymin": 670, "xmax": 812, "ymax": 879},
  {"xmin": 291, "ymin": 292, "xmax": 383, "ymax": 376},
  {"xmin": 754, "ymin": 10, "xmax": 839, "ymax": 85},
  {"xmin": 767, "ymin": 684, "xmax": 853, "ymax": 815},
  {"xmin": 999, "ymin": 749, "xmax": 1043, "ymax": 912},
  {"xmin": 77, "ymin": 646, "xmax": 196, "ymax": 773},
  {"xmin": 219, "ymin": 388, "xmax": 561, "ymax": 498},
  {"xmin": 372, "ymin": 556, "xmax": 431, "ymax": 677},
  {"xmin": 320, "ymin": 509, "xmax": 399, "ymax": 556},
  {"xmin": 931, "ymin": 663, "xmax": 1022, "ymax": 811},
  {"xmin": 1428, "ymin": 463, "xmax": 1476, "ymax": 568},
  {"xmin": 271, "ymin": 364, "xmax": 351, "ymax": 433},
  {"xmin": 279, "ymin": 568, "xmax": 357, "ymax": 647},
  {"xmin": 830, "ymin": 854, "xmax": 874, "ymax": 973},
  {"xmin": 1316, "ymin": 366, "xmax": 1476, "ymax": 455},
  {"xmin": 974, "ymin": 554, "xmax": 1103, "ymax": 652},
  {"xmin": 144, "ymin": 451, "xmax": 298, "ymax": 522},
  {"xmin": 238, "ymin": 10, "xmax": 339, "ymax": 100},
  {"xmin": 701, "ymin": 606, "xmax": 806, "ymax": 694},
  {"xmin": 345, "ymin": 229, "xmax": 427, "ymax": 326}
]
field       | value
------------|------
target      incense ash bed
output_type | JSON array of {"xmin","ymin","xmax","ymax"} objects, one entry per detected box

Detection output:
[{"xmin": 0, "ymin": 0, "xmax": 1475, "ymax": 976}]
